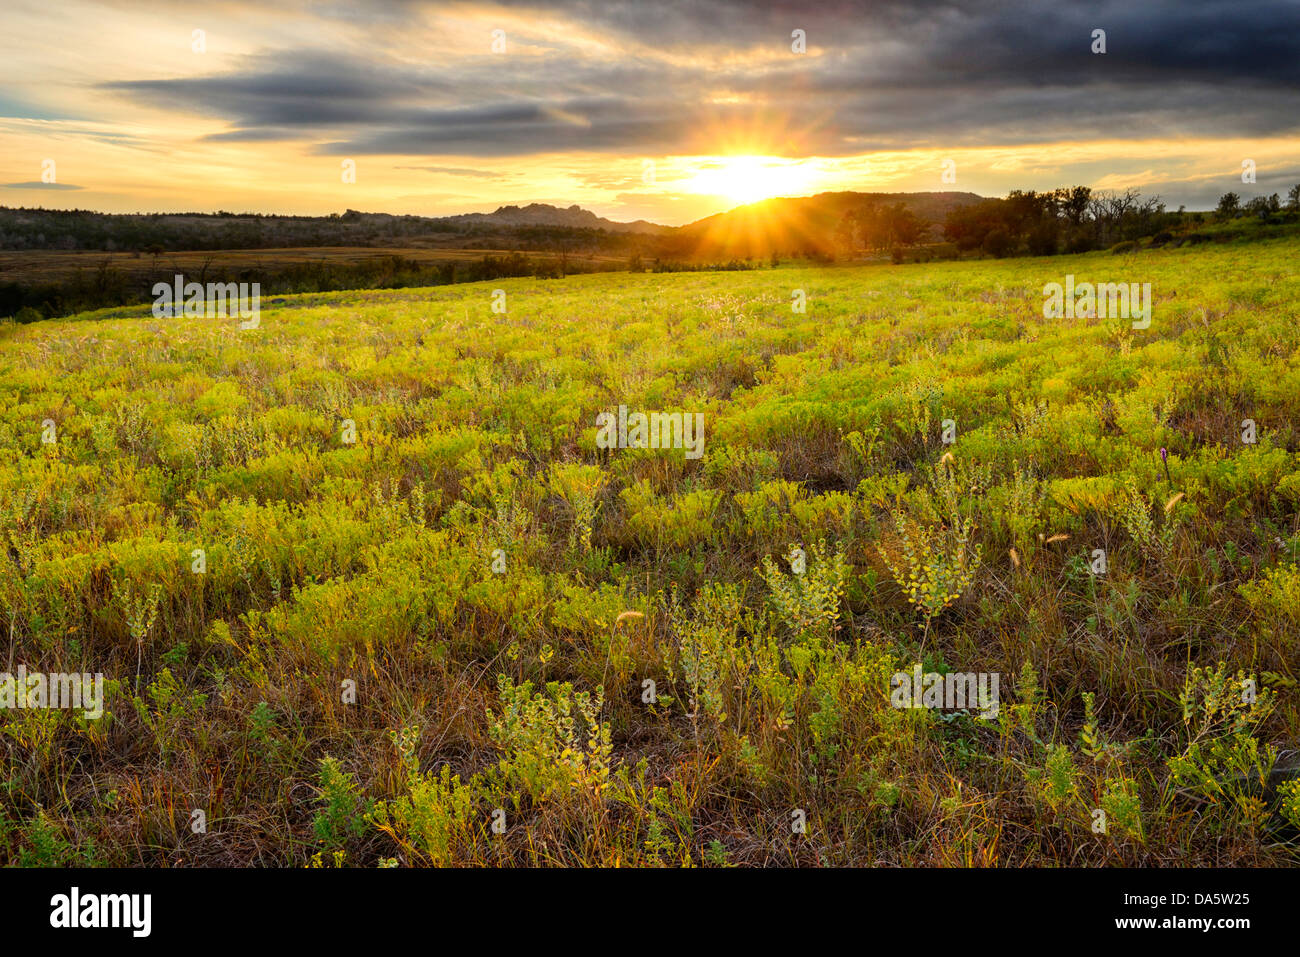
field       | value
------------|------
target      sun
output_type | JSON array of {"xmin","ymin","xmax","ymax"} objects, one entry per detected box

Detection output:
[{"xmin": 681, "ymin": 156, "xmax": 817, "ymax": 205}]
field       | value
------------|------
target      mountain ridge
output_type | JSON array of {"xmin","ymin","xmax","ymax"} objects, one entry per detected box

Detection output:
[
  {"xmin": 0, "ymin": 190, "xmax": 991, "ymax": 257},
  {"xmin": 438, "ymin": 202, "xmax": 670, "ymax": 234},
  {"xmin": 428, "ymin": 191, "xmax": 989, "ymax": 234}
]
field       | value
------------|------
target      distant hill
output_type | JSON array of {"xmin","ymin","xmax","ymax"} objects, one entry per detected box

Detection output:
[
  {"xmin": 0, "ymin": 203, "xmax": 671, "ymax": 253},
  {"xmin": 438, "ymin": 203, "xmax": 669, "ymax": 234},
  {"xmin": 675, "ymin": 191, "xmax": 986, "ymax": 258},
  {"xmin": 0, "ymin": 191, "xmax": 986, "ymax": 258}
]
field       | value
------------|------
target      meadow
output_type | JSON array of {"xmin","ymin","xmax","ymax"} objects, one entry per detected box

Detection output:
[
  {"xmin": 0, "ymin": 246, "xmax": 626, "ymax": 286},
  {"xmin": 1, "ymin": 235, "xmax": 1299, "ymax": 866}
]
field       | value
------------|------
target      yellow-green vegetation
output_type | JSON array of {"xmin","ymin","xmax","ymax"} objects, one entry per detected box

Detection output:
[{"xmin": 1, "ymin": 235, "xmax": 1299, "ymax": 866}]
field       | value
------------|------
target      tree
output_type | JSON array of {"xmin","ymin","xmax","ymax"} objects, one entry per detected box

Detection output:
[
  {"xmin": 888, "ymin": 204, "xmax": 925, "ymax": 247},
  {"xmin": 944, "ymin": 198, "xmax": 1004, "ymax": 252},
  {"xmin": 1003, "ymin": 190, "xmax": 1048, "ymax": 235},
  {"xmin": 1287, "ymin": 184, "xmax": 1300, "ymax": 210},
  {"xmin": 834, "ymin": 211, "xmax": 859, "ymax": 255},
  {"xmin": 1053, "ymin": 186, "xmax": 1092, "ymax": 226},
  {"xmin": 1244, "ymin": 194, "xmax": 1281, "ymax": 221},
  {"xmin": 1027, "ymin": 220, "xmax": 1060, "ymax": 256},
  {"xmin": 983, "ymin": 229, "xmax": 1014, "ymax": 258},
  {"xmin": 1215, "ymin": 192, "xmax": 1240, "ymax": 220}
]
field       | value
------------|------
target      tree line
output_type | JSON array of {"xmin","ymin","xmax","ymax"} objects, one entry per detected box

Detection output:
[{"xmin": 837, "ymin": 184, "xmax": 1300, "ymax": 259}]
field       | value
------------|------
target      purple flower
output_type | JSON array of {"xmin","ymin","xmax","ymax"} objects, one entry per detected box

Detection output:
[{"xmin": 1160, "ymin": 447, "xmax": 1168, "ymax": 462}]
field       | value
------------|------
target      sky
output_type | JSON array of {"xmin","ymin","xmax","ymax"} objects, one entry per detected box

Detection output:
[{"xmin": 1, "ymin": 0, "xmax": 1298, "ymax": 225}]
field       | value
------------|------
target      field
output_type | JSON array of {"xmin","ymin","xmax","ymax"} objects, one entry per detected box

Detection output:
[
  {"xmin": 0, "ymin": 247, "xmax": 628, "ymax": 286},
  {"xmin": 2, "ymin": 236, "xmax": 1299, "ymax": 867}
]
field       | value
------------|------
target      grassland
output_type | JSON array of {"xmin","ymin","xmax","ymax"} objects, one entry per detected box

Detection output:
[
  {"xmin": 1, "ymin": 235, "xmax": 1299, "ymax": 867},
  {"xmin": 0, "ymin": 247, "xmax": 627, "ymax": 286}
]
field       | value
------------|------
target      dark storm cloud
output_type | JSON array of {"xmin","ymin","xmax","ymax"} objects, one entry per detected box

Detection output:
[
  {"xmin": 314, "ymin": 99, "xmax": 706, "ymax": 156},
  {"xmin": 101, "ymin": 0, "xmax": 1300, "ymax": 156},
  {"xmin": 104, "ymin": 49, "xmax": 457, "ymax": 126}
]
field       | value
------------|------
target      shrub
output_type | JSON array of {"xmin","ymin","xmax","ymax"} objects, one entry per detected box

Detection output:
[
  {"xmin": 487, "ymin": 677, "xmax": 612, "ymax": 804},
  {"xmin": 1064, "ymin": 228, "xmax": 1095, "ymax": 254},
  {"xmin": 369, "ymin": 728, "xmax": 475, "ymax": 866},
  {"xmin": 312, "ymin": 757, "xmax": 371, "ymax": 850},
  {"xmin": 982, "ymin": 229, "xmax": 1014, "ymax": 258},
  {"xmin": 1026, "ymin": 222, "xmax": 1059, "ymax": 256},
  {"xmin": 1166, "ymin": 663, "xmax": 1276, "ymax": 824},
  {"xmin": 877, "ymin": 464, "xmax": 981, "ymax": 631},
  {"xmin": 759, "ymin": 539, "xmax": 848, "ymax": 639}
]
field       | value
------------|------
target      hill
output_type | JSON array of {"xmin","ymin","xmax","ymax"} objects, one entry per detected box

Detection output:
[
  {"xmin": 675, "ymin": 191, "xmax": 986, "ymax": 259},
  {"xmin": 439, "ymin": 203, "xmax": 669, "ymax": 234},
  {"xmin": 0, "ymin": 192, "xmax": 981, "ymax": 256},
  {"xmin": 0, "ymin": 204, "xmax": 666, "ymax": 253}
]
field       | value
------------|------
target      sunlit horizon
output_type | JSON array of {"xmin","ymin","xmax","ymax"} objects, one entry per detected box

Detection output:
[{"xmin": 1, "ymin": 0, "xmax": 1296, "ymax": 224}]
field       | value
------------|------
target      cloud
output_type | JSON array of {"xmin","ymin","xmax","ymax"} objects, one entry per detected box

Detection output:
[
  {"xmin": 201, "ymin": 129, "xmax": 308, "ymax": 142},
  {"xmin": 103, "ymin": 48, "xmax": 456, "ymax": 127},
  {"xmin": 2, "ymin": 181, "xmax": 85, "ymax": 190},
  {"xmin": 93, "ymin": 0, "xmax": 1299, "ymax": 161},
  {"xmin": 396, "ymin": 165, "xmax": 508, "ymax": 178}
]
